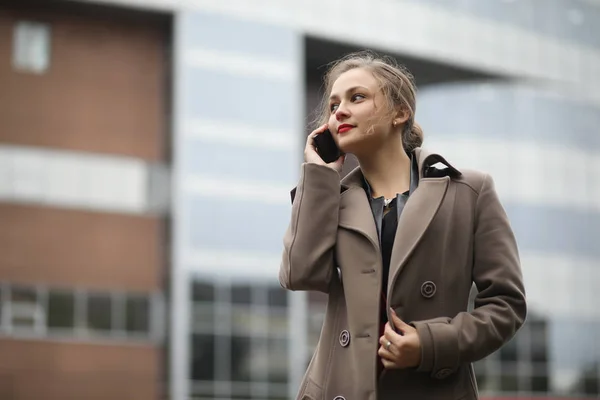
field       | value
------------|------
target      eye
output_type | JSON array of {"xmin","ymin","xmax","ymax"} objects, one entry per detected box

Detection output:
[
  {"xmin": 330, "ymin": 103, "xmax": 339, "ymax": 112},
  {"xmin": 352, "ymin": 93, "xmax": 366, "ymax": 101}
]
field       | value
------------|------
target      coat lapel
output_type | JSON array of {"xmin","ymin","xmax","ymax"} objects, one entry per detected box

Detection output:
[
  {"xmin": 337, "ymin": 148, "xmax": 460, "ymax": 291},
  {"xmin": 339, "ymin": 187, "xmax": 380, "ymax": 249},
  {"xmin": 339, "ymin": 169, "xmax": 379, "ymax": 250},
  {"xmin": 387, "ymin": 148, "xmax": 457, "ymax": 294},
  {"xmin": 387, "ymin": 177, "xmax": 449, "ymax": 292}
]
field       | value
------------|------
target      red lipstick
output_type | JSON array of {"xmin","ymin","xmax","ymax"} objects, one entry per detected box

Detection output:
[{"xmin": 337, "ymin": 124, "xmax": 354, "ymax": 134}]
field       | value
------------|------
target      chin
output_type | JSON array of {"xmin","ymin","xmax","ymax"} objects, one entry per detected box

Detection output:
[{"xmin": 338, "ymin": 134, "xmax": 368, "ymax": 155}]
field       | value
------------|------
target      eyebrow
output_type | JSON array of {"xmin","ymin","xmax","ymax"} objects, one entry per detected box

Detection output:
[{"xmin": 329, "ymin": 85, "xmax": 370, "ymax": 100}]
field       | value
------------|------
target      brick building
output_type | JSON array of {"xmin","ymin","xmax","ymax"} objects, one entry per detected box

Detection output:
[{"xmin": 0, "ymin": 1, "xmax": 170, "ymax": 398}]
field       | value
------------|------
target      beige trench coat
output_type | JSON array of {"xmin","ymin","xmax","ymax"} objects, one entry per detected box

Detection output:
[{"xmin": 279, "ymin": 148, "xmax": 527, "ymax": 400}]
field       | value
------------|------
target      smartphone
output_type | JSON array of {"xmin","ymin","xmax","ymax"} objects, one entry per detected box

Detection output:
[{"xmin": 313, "ymin": 129, "xmax": 342, "ymax": 163}]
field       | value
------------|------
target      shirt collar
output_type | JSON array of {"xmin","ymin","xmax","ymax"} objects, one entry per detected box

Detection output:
[{"xmin": 361, "ymin": 151, "xmax": 420, "ymax": 200}]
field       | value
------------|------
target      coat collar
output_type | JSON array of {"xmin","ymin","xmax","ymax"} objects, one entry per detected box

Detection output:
[{"xmin": 340, "ymin": 147, "xmax": 461, "ymax": 191}]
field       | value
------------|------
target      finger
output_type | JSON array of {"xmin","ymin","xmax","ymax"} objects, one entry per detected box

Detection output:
[
  {"xmin": 378, "ymin": 345, "xmax": 398, "ymax": 361},
  {"xmin": 379, "ymin": 335, "xmax": 400, "ymax": 358},
  {"xmin": 379, "ymin": 334, "xmax": 391, "ymax": 346},
  {"xmin": 305, "ymin": 124, "xmax": 327, "ymax": 151},
  {"xmin": 307, "ymin": 123, "xmax": 329, "ymax": 141},
  {"xmin": 382, "ymin": 358, "xmax": 400, "ymax": 370},
  {"xmin": 390, "ymin": 309, "xmax": 413, "ymax": 334},
  {"xmin": 384, "ymin": 323, "xmax": 402, "ymax": 347}
]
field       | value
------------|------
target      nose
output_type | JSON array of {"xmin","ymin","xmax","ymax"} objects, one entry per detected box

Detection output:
[{"xmin": 335, "ymin": 105, "xmax": 349, "ymax": 121}]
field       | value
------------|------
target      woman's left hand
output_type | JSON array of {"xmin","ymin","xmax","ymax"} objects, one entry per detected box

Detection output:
[{"xmin": 378, "ymin": 309, "xmax": 422, "ymax": 369}]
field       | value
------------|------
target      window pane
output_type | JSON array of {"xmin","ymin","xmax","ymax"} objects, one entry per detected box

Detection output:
[
  {"xmin": 252, "ymin": 337, "xmax": 269, "ymax": 382},
  {"xmin": 86, "ymin": 294, "xmax": 112, "ymax": 332},
  {"xmin": 231, "ymin": 336, "xmax": 252, "ymax": 382},
  {"xmin": 190, "ymin": 334, "xmax": 215, "ymax": 381},
  {"xmin": 10, "ymin": 286, "xmax": 38, "ymax": 328},
  {"xmin": 530, "ymin": 320, "xmax": 549, "ymax": 363},
  {"xmin": 125, "ymin": 295, "xmax": 149, "ymax": 334},
  {"xmin": 10, "ymin": 286, "xmax": 37, "ymax": 303},
  {"xmin": 191, "ymin": 281, "xmax": 215, "ymax": 302},
  {"xmin": 572, "ymin": 362, "xmax": 599, "ymax": 395},
  {"xmin": 499, "ymin": 368, "xmax": 519, "ymax": 392},
  {"xmin": 531, "ymin": 373, "xmax": 550, "ymax": 393},
  {"xmin": 231, "ymin": 285, "xmax": 252, "ymax": 305},
  {"xmin": 268, "ymin": 337, "xmax": 288, "ymax": 384},
  {"xmin": 47, "ymin": 291, "xmax": 75, "ymax": 329},
  {"xmin": 191, "ymin": 303, "xmax": 214, "ymax": 333},
  {"xmin": 269, "ymin": 309, "xmax": 288, "ymax": 337},
  {"xmin": 499, "ymin": 336, "xmax": 518, "ymax": 362},
  {"xmin": 268, "ymin": 286, "xmax": 287, "ymax": 307},
  {"xmin": 232, "ymin": 306, "xmax": 266, "ymax": 336}
]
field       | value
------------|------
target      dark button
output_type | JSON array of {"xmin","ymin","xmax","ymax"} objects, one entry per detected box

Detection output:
[
  {"xmin": 435, "ymin": 368, "xmax": 452, "ymax": 379},
  {"xmin": 339, "ymin": 330, "xmax": 350, "ymax": 347},
  {"xmin": 333, "ymin": 397, "xmax": 346, "ymax": 400},
  {"xmin": 421, "ymin": 281, "xmax": 436, "ymax": 298}
]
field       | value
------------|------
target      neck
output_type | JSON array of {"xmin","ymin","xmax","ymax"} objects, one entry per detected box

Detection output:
[{"xmin": 357, "ymin": 142, "xmax": 411, "ymax": 200}]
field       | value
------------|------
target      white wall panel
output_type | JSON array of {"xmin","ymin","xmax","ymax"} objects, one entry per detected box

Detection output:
[
  {"xmin": 0, "ymin": 145, "xmax": 154, "ymax": 214},
  {"xmin": 73, "ymin": 0, "xmax": 600, "ymax": 101}
]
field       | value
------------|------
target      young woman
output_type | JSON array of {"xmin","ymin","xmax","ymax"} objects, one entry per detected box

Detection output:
[{"xmin": 279, "ymin": 51, "xmax": 527, "ymax": 400}]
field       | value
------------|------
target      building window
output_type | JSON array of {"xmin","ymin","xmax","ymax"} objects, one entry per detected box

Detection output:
[
  {"xmin": 86, "ymin": 293, "xmax": 113, "ymax": 333},
  {"xmin": 125, "ymin": 295, "xmax": 150, "ymax": 334},
  {"xmin": 0, "ymin": 282, "xmax": 161, "ymax": 344},
  {"xmin": 189, "ymin": 280, "xmax": 289, "ymax": 399},
  {"xmin": 472, "ymin": 313, "xmax": 600, "ymax": 398},
  {"xmin": 12, "ymin": 21, "xmax": 51, "ymax": 74},
  {"xmin": 191, "ymin": 333, "xmax": 215, "ymax": 381},
  {"xmin": 9, "ymin": 286, "xmax": 42, "ymax": 332},
  {"xmin": 47, "ymin": 290, "xmax": 75, "ymax": 330}
]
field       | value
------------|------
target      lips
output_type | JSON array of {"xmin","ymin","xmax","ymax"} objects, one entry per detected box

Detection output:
[{"xmin": 337, "ymin": 124, "xmax": 354, "ymax": 134}]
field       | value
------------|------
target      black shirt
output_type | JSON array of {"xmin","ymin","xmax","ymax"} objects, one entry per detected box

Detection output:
[{"xmin": 362, "ymin": 154, "xmax": 420, "ymax": 324}]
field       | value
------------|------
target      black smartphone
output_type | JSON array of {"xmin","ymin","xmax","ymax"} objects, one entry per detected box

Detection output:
[{"xmin": 313, "ymin": 129, "xmax": 341, "ymax": 163}]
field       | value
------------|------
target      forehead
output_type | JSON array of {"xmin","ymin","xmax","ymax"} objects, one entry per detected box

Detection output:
[{"xmin": 330, "ymin": 68, "xmax": 379, "ymax": 96}]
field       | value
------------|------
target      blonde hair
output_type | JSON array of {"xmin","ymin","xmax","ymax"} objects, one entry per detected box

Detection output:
[{"xmin": 314, "ymin": 50, "xmax": 424, "ymax": 153}]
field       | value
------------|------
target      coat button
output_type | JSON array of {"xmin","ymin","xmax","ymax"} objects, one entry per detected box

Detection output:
[
  {"xmin": 435, "ymin": 368, "xmax": 452, "ymax": 379},
  {"xmin": 333, "ymin": 397, "xmax": 346, "ymax": 400},
  {"xmin": 339, "ymin": 330, "xmax": 350, "ymax": 347},
  {"xmin": 421, "ymin": 281, "xmax": 436, "ymax": 298}
]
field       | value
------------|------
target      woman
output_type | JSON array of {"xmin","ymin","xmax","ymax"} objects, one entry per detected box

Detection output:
[{"xmin": 279, "ymin": 51, "xmax": 527, "ymax": 400}]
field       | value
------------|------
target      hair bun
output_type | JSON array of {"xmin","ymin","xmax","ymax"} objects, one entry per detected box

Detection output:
[{"xmin": 404, "ymin": 122, "xmax": 424, "ymax": 153}]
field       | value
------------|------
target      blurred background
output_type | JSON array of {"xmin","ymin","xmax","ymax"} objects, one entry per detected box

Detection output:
[{"xmin": 0, "ymin": 0, "xmax": 598, "ymax": 399}]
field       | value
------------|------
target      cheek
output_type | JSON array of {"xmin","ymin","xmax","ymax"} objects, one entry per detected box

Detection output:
[{"xmin": 357, "ymin": 106, "xmax": 383, "ymax": 128}]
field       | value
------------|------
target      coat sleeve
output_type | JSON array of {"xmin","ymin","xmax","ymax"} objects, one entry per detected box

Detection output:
[
  {"xmin": 279, "ymin": 163, "xmax": 341, "ymax": 293},
  {"xmin": 411, "ymin": 173, "xmax": 527, "ymax": 379}
]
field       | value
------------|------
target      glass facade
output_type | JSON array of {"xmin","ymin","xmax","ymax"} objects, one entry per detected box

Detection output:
[
  {"xmin": 415, "ymin": 82, "xmax": 600, "ymax": 398},
  {"xmin": 171, "ymin": 10, "xmax": 304, "ymax": 400},
  {"xmin": 403, "ymin": 0, "xmax": 600, "ymax": 49},
  {"xmin": 171, "ymin": 2, "xmax": 600, "ymax": 400},
  {"xmin": 189, "ymin": 280, "xmax": 289, "ymax": 400}
]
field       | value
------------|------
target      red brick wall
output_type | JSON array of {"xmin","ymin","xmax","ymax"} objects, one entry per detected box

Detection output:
[
  {"xmin": 0, "ymin": 203, "xmax": 165, "ymax": 291},
  {"xmin": 0, "ymin": 3, "xmax": 170, "ymax": 161},
  {"xmin": 0, "ymin": 339, "xmax": 161, "ymax": 400}
]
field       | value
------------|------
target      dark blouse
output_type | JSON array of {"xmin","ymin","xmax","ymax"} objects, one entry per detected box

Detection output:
[{"xmin": 361, "ymin": 154, "xmax": 420, "ymax": 326}]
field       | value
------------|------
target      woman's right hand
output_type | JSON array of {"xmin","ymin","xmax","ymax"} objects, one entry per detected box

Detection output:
[{"xmin": 304, "ymin": 124, "xmax": 345, "ymax": 173}]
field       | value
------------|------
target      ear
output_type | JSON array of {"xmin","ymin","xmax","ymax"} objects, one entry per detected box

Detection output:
[{"xmin": 393, "ymin": 107, "xmax": 410, "ymax": 126}]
